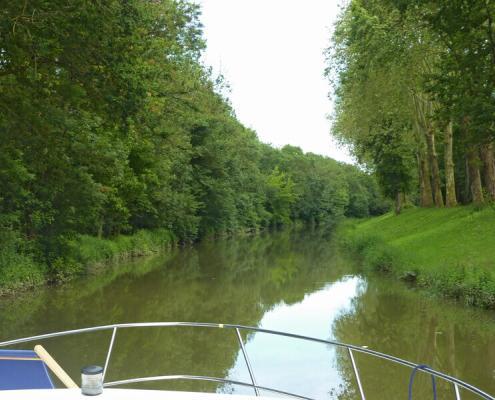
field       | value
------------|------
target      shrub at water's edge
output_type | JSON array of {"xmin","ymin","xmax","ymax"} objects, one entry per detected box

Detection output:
[
  {"xmin": 340, "ymin": 206, "xmax": 495, "ymax": 308},
  {"xmin": 0, "ymin": 229, "xmax": 175, "ymax": 296},
  {"xmin": 71, "ymin": 229, "xmax": 175, "ymax": 267},
  {"xmin": 0, "ymin": 229, "xmax": 45, "ymax": 294}
]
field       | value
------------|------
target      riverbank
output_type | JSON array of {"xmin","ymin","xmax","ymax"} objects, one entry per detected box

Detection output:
[
  {"xmin": 0, "ymin": 223, "xmax": 308, "ymax": 296},
  {"xmin": 0, "ymin": 225, "xmax": 295, "ymax": 296},
  {"xmin": 0, "ymin": 229, "xmax": 175, "ymax": 296},
  {"xmin": 340, "ymin": 206, "xmax": 495, "ymax": 308}
]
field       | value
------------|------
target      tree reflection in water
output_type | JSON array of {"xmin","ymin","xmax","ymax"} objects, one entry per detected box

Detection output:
[
  {"xmin": 0, "ymin": 229, "xmax": 494, "ymax": 399},
  {"xmin": 332, "ymin": 276, "xmax": 495, "ymax": 399}
]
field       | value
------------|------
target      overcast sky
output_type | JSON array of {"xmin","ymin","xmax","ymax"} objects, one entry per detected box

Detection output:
[{"xmin": 196, "ymin": 0, "xmax": 353, "ymax": 163}]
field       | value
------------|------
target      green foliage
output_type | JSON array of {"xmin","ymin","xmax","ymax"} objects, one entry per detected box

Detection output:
[
  {"xmin": 69, "ymin": 229, "xmax": 175, "ymax": 267},
  {"xmin": 0, "ymin": 228, "xmax": 45, "ymax": 293},
  {"xmin": 343, "ymin": 166, "xmax": 391, "ymax": 216},
  {"xmin": 328, "ymin": 0, "xmax": 420, "ymax": 200},
  {"xmin": 0, "ymin": 0, "xmax": 387, "ymax": 290},
  {"xmin": 264, "ymin": 167, "xmax": 298, "ymax": 226},
  {"xmin": 409, "ymin": 0, "xmax": 495, "ymax": 142},
  {"xmin": 341, "ymin": 206, "xmax": 495, "ymax": 308},
  {"xmin": 327, "ymin": 0, "xmax": 495, "ymax": 208}
]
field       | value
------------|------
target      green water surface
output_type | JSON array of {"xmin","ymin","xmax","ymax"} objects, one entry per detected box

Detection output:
[{"xmin": 0, "ymin": 229, "xmax": 494, "ymax": 399}]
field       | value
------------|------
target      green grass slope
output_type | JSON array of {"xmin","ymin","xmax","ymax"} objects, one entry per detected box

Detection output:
[{"xmin": 342, "ymin": 206, "xmax": 495, "ymax": 308}]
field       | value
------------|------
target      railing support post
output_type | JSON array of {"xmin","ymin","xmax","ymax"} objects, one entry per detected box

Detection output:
[
  {"xmin": 235, "ymin": 328, "xmax": 260, "ymax": 396},
  {"xmin": 454, "ymin": 383, "xmax": 462, "ymax": 400},
  {"xmin": 348, "ymin": 348, "xmax": 366, "ymax": 400},
  {"xmin": 103, "ymin": 327, "xmax": 117, "ymax": 382}
]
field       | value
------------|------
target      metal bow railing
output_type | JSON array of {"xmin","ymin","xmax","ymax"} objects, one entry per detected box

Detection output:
[{"xmin": 0, "ymin": 322, "xmax": 493, "ymax": 400}]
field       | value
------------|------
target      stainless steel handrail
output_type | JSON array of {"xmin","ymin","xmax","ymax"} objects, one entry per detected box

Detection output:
[
  {"xmin": 104, "ymin": 375, "xmax": 312, "ymax": 400},
  {"xmin": 0, "ymin": 321, "xmax": 493, "ymax": 400},
  {"xmin": 235, "ymin": 327, "xmax": 260, "ymax": 396}
]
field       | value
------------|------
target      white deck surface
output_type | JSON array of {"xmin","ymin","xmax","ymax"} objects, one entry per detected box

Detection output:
[{"xmin": 0, "ymin": 388, "xmax": 269, "ymax": 399}]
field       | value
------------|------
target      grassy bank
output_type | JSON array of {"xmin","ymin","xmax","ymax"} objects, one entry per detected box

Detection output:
[
  {"xmin": 341, "ymin": 206, "xmax": 495, "ymax": 308},
  {"xmin": 0, "ymin": 229, "xmax": 175, "ymax": 295}
]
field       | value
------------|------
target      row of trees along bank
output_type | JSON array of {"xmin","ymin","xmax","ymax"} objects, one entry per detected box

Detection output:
[
  {"xmin": 328, "ymin": 0, "xmax": 495, "ymax": 213},
  {"xmin": 0, "ymin": 1, "xmax": 388, "ymax": 288}
]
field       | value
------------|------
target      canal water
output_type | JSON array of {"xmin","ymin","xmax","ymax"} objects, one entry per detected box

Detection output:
[{"xmin": 0, "ymin": 229, "xmax": 494, "ymax": 399}]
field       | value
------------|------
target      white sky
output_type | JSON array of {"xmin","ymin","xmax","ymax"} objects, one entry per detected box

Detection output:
[{"xmin": 196, "ymin": 0, "xmax": 353, "ymax": 163}]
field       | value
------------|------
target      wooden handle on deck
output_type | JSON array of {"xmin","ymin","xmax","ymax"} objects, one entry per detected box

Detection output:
[{"xmin": 34, "ymin": 344, "xmax": 78, "ymax": 388}]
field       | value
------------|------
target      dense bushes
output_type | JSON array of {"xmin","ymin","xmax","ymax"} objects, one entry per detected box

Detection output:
[
  {"xmin": 71, "ymin": 230, "xmax": 175, "ymax": 267},
  {"xmin": 0, "ymin": 229, "xmax": 45, "ymax": 293}
]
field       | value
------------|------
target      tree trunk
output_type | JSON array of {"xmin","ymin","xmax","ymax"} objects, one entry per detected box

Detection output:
[
  {"xmin": 465, "ymin": 157, "xmax": 471, "ymax": 203},
  {"xmin": 394, "ymin": 191, "xmax": 402, "ymax": 215},
  {"xmin": 425, "ymin": 128, "xmax": 444, "ymax": 207},
  {"xmin": 412, "ymin": 94, "xmax": 443, "ymax": 207},
  {"xmin": 417, "ymin": 151, "xmax": 434, "ymax": 207},
  {"xmin": 480, "ymin": 142, "xmax": 495, "ymax": 201},
  {"xmin": 412, "ymin": 95, "xmax": 434, "ymax": 208},
  {"xmin": 444, "ymin": 122, "xmax": 457, "ymax": 207},
  {"xmin": 467, "ymin": 146, "xmax": 484, "ymax": 205}
]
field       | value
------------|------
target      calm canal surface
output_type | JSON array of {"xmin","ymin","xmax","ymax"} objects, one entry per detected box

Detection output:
[{"xmin": 0, "ymin": 229, "xmax": 494, "ymax": 399}]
